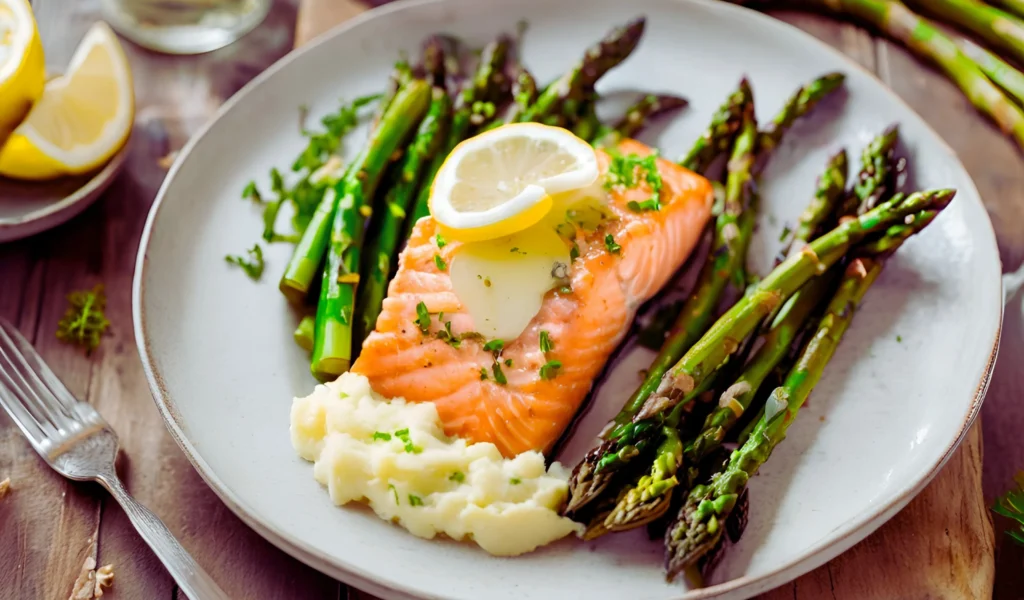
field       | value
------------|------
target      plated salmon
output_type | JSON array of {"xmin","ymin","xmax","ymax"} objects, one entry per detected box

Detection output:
[{"xmin": 353, "ymin": 139, "xmax": 714, "ymax": 457}]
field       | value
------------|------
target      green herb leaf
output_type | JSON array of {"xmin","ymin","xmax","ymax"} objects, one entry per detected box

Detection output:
[
  {"xmin": 408, "ymin": 494, "xmax": 424, "ymax": 506},
  {"xmin": 492, "ymin": 362, "xmax": 508, "ymax": 385},
  {"xmin": 504, "ymin": 358, "xmax": 512, "ymax": 367},
  {"xmin": 539, "ymin": 330, "xmax": 553, "ymax": 353},
  {"xmin": 55, "ymin": 284, "xmax": 111, "ymax": 355},
  {"xmin": 480, "ymin": 367, "xmax": 489, "ymax": 381},
  {"xmin": 539, "ymin": 359, "xmax": 562, "ymax": 380},
  {"xmin": 626, "ymin": 198, "xmax": 662, "ymax": 213},
  {"xmin": 415, "ymin": 302, "xmax": 431, "ymax": 333},
  {"xmin": 778, "ymin": 225, "xmax": 792, "ymax": 242},
  {"xmin": 372, "ymin": 432, "xmax": 392, "ymax": 441},
  {"xmin": 225, "ymin": 244, "xmax": 265, "ymax": 280},
  {"xmin": 389, "ymin": 484, "xmax": 399, "ymax": 504},
  {"xmin": 450, "ymin": 472, "xmax": 465, "ymax": 483},
  {"xmin": 434, "ymin": 254, "xmax": 447, "ymax": 271},
  {"xmin": 435, "ymin": 233, "xmax": 447, "ymax": 248},
  {"xmin": 569, "ymin": 244, "xmax": 580, "ymax": 262},
  {"xmin": 604, "ymin": 150, "xmax": 662, "ymax": 211},
  {"xmin": 510, "ymin": 477, "xmax": 522, "ymax": 485},
  {"xmin": 483, "ymin": 339, "xmax": 504, "ymax": 354},
  {"xmin": 395, "ymin": 428, "xmax": 410, "ymax": 438},
  {"xmin": 242, "ymin": 180, "xmax": 262, "ymax": 202},
  {"xmin": 604, "ymin": 234, "xmax": 622, "ymax": 255},
  {"xmin": 993, "ymin": 472, "xmax": 1024, "ymax": 546}
]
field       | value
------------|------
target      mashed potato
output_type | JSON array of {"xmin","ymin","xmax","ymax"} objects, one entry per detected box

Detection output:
[{"xmin": 290, "ymin": 372, "xmax": 583, "ymax": 556}]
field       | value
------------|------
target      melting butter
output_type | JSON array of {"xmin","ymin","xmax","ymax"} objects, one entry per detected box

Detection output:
[{"xmin": 450, "ymin": 225, "xmax": 570, "ymax": 341}]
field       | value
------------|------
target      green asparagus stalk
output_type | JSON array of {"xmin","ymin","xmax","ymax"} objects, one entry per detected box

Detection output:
[
  {"xmin": 294, "ymin": 315, "xmax": 315, "ymax": 352},
  {"xmin": 989, "ymin": 0, "xmax": 1024, "ymax": 19},
  {"xmin": 518, "ymin": 18, "xmax": 647, "ymax": 125},
  {"xmin": 781, "ymin": 149, "xmax": 848, "ymax": 261},
  {"xmin": 679, "ymin": 79, "xmax": 752, "ymax": 173},
  {"xmin": 636, "ymin": 188, "xmax": 955, "ymax": 421},
  {"xmin": 845, "ymin": 125, "xmax": 900, "ymax": 216},
  {"xmin": 502, "ymin": 67, "xmax": 539, "ymax": 124},
  {"xmin": 310, "ymin": 81, "xmax": 432, "ymax": 381},
  {"xmin": 903, "ymin": 0, "xmax": 1024, "ymax": 65},
  {"xmin": 755, "ymin": 72, "xmax": 846, "ymax": 173},
  {"xmin": 664, "ymin": 257, "xmax": 878, "ymax": 578},
  {"xmin": 372, "ymin": 60, "xmax": 414, "ymax": 132},
  {"xmin": 759, "ymin": 0, "xmax": 1024, "ymax": 151},
  {"xmin": 357, "ymin": 87, "xmax": 452, "ymax": 342},
  {"xmin": 955, "ymin": 35, "xmax": 1024, "ymax": 106},
  {"xmin": 596, "ymin": 93, "xmax": 689, "ymax": 146},
  {"xmin": 409, "ymin": 36, "xmax": 511, "ymax": 224},
  {"xmin": 572, "ymin": 99, "xmax": 601, "ymax": 143},
  {"xmin": 422, "ymin": 36, "xmax": 449, "ymax": 87}
]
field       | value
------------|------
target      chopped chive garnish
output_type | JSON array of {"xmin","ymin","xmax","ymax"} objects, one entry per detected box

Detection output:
[
  {"xmin": 539, "ymin": 330, "xmax": 553, "ymax": 353},
  {"xmin": 539, "ymin": 359, "xmax": 562, "ymax": 380},
  {"xmin": 450, "ymin": 471, "xmax": 465, "ymax": 483},
  {"xmin": 504, "ymin": 358, "xmax": 512, "ymax": 367},
  {"xmin": 415, "ymin": 301, "xmax": 431, "ymax": 333},
  {"xmin": 435, "ymin": 233, "xmax": 447, "ymax": 248},
  {"xmin": 434, "ymin": 254, "xmax": 447, "ymax": 271},
  {"xmin": 408, "ymin": 494, "xmax": 424, "ymax": 506},
  {"xmin": 389, "ymin": 484, "xmax": 399, "ymax": 504},
  {"xmin": 483, "ymin": 339, "xmax": 504, "ymax": 354},
  {"xmin": 492, "ymin": 362, "xmax": 508, "ymax": 385},
  {"xmin": 605, "ymin": 234, "xmax": 622, "ymax": 255},
  {"xmin": 569, "ymin": 244, "xmax": 580, "ymax": 261},
  {"xmin": 372, "ymin": 432, "xmax": 392, "ymax": 441},
  {"xmin": 779, "ymin": 225, "xmax": 792, "ymax": 242},
  {"xmin": 627, "ymin": 198, "xmax": 662, "ymax": 212},
  {"xmin": 480, "ymin": 367, "xmax": 489, "ymax": 380},
  {"xmin": 509, "ymin": 477, "xmax": 522, "ymax": 485},
  {"xmin": 395, "ymin": 428, "xmax": 410, "ymax": 438}
]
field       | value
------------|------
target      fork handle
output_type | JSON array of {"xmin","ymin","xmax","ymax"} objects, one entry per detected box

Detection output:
[{"xmin": 99, "ymin": 474, "xmax": 230, "ymax": 600}]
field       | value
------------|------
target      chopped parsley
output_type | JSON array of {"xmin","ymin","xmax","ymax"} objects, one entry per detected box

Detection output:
[
  {"xmin": 569, "ymin": 243, "xmax": 580, "ymax": 261},
  {"xmin": 450, "ymin": 471, "xmax": 465, "ymax": 483},
  {"xmin": 539, "ymin": 330, "xmax": 553, "ymax": 353},
  {"xmin": 415, "ymin": 301, "xmax": 431, "ymax": 333},
  {"xmin": 504, "ymin": 358, "xmax": 513, "ymax": 367},
  {"xmin": 408, "ymin": 494, "xmax": 424, "ymax": 506},
  {"xmin": 483, "ymin": 339, "xmax": 504, "ymax": 354},
  {"xmin": 242, "ymin": 180, "xmax": 261, "ymax": 202},
  {"xmin": 510, "ymin": 247, "xmax": 526, "ymax": 255},
  {"xmin": 509, "ymin": 477, "xmax": 522, "ymax": 485},
  {"xmin": 372, "ymin": 432, "xmax": 392, "ymax": 441},
  {"xmin": 394, "ymin": 428, "xmax": 421, "ymax": 454},
  {"xmin": 896, "ymin": 335, "xmax": 903, "ymax": 343},
  {"xmin": 435, "ymin": 233, "xmax": 447, "ymax": 248},
  {"xmin": 225, "ymin": 244, "xmax": 265, "ymax": 280},
  {"xmin": 480, "ymin": 367, "xmax": 489, "ymax": 380},
  {"xmin": 604, "ymin": 234, "xmax": 622, "ymax": 255},
  {"xmin": 492, "ymin": 362, "xmax": 508, "ymax": 385},
  {"xmin": 539, "ymin": 359, "xmax": 562, "ymax": 380},
  {"xmin": 436, "ymin": 319, "xmax": 461, "ymax": 348},
  {"xmin": 604, "ymin": 150, "xmax": 663, "ymax": 211},
  {"xmin": 56, "ymin": 284, "xmax": 111, "ymax": 354},
  {"xmin": 434, "ymin": 254, "xmax": 447, "ymax": 271},
  {"xmin": 778, "ymin": 225, "xmax": 792, "ymax": 242}
]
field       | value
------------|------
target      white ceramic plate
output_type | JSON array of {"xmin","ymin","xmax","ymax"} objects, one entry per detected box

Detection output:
[
  {"xmin": 0, "ymin": 147, "xmax": 127, "ymax": 243},
  {"xmin": 133, "ymin": 0, "xmax": 1003, "ymax": 598}
]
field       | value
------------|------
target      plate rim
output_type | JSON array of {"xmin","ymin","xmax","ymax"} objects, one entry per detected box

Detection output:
[
  {"xmin": 0, "ymin": 144, "xmax": 128, "ymax": 243},
  {"xmin": 131, "ymin": 0, "xmax": 1004, "ymax": 597}
]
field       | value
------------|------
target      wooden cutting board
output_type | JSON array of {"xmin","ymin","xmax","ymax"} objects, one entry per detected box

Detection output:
[{"xmin": 295, "ymin": 2, "xmax": 997, "ymax": 597}]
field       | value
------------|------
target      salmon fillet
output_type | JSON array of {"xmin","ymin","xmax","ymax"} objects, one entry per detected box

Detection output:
[{"xmin": 353, "ymin": 139, "xmax": 714, "ymax": 457}]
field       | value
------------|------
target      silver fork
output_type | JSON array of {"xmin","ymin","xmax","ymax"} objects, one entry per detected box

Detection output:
[{"xmin": 0, "ymin": 318, "xmax": 228, "ymax": 600}]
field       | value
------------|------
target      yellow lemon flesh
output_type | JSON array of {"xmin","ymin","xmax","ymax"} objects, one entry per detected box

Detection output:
[
  {"xmin": 0, "ymin": 0, "xmax": 45, "ymax": 146},
  {"xmin": 429, "ymin": 123, "xmax": 599, "ymax": 242},
  {"xmin": 0, "ymin": 21, "xmax": 134, "ymax": 180}
]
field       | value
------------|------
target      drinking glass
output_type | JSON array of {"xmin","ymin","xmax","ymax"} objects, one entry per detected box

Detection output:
[{"xmin": 99, "ymin": 0, "xmax": 271, "ymax": 55}]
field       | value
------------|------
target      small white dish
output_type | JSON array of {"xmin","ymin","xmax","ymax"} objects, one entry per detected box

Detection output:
[
  {"xmin": 133, "ymin": 0, "xmax": 1003, "ymax": 598},
  {"xmin": 0, "ymin": 146, "xmax": 127, "ymax": 242}
]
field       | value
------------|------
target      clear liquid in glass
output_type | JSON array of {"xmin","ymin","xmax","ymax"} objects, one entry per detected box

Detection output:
[{"xmin": 100, "ymin": 0, "xmax": 270, "ymax": 55}]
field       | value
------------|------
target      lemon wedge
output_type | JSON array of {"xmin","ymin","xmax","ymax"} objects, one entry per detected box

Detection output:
[
  {"xmin": 429, "ymin": 123, "xmax": 599, "ymax": 242},
  {"xmin": 0, "ymin": 0, "xmax": 45, "ymax": 145},
  {"xmin": 0, "ymin": 21, "xmax": 133, "ymax": 180}
]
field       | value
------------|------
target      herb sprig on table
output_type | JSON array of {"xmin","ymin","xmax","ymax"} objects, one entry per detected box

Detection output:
[
  {"xmin": 994, "ymin": 471, "xmax": 1024, "ymax": 545},
  {"xmin": 56, "ymin": 285, "xmax": 111, "ymax": 354}
]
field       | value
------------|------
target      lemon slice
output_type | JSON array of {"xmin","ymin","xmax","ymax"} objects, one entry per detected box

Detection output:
[
  {"xmin": 429, "ymin": 123, "xmax": 599, "ymax": 242},
  {"xmin": 0, "ymin": 0, "xmax": 45, "ymax": 144},
  {"xmin": 0, "ymin": 21, "xmax": 133, "ymax": 180}
]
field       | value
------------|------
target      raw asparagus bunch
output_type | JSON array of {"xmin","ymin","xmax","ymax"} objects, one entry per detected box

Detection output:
[
  {"xmin": 663, "ymin": 196, "xmax": 948, "ymax": 578},
  {"xmin": 903, "ymin": 0, "xmax": 1024, "ymax": 65},
  {"xmin": 732, "ymin": 0, "xmax": 1024, "ymax": 152}
]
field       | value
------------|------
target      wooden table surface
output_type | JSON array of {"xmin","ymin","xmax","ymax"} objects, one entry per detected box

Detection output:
[{"xmin": 1, "ymin": 0, "xmax": 1022, "ymax": 598}]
